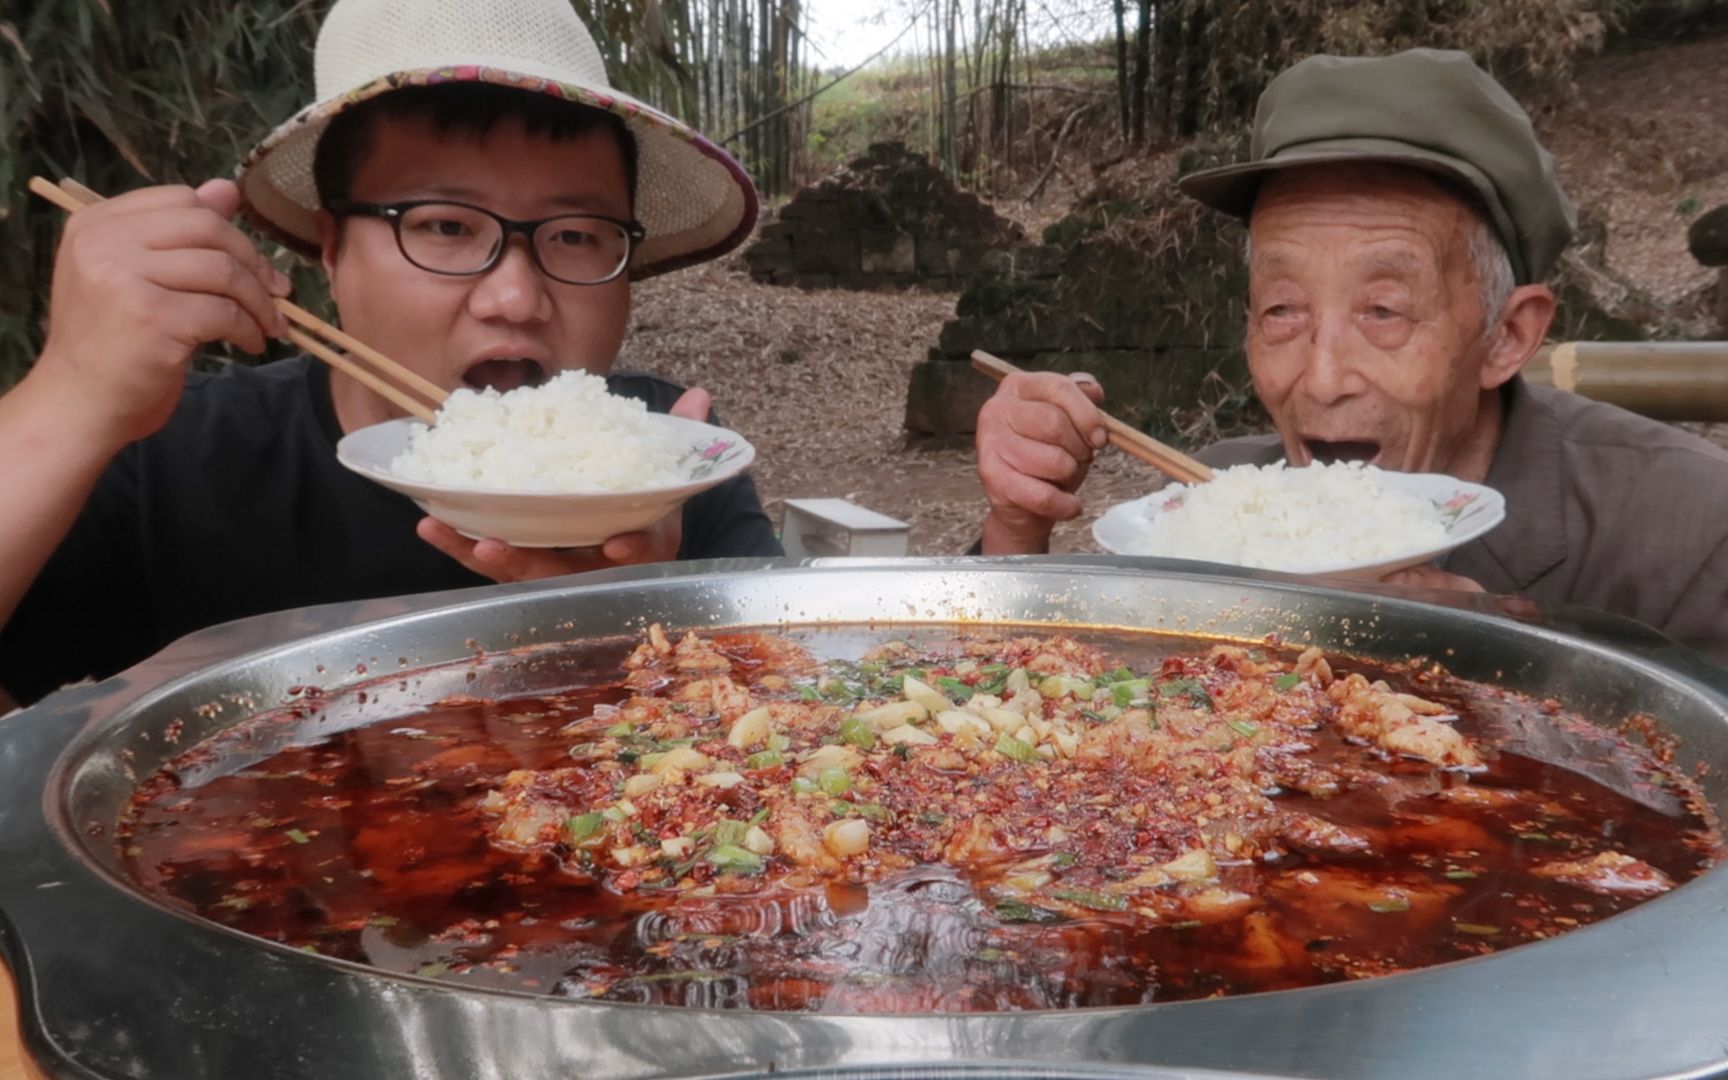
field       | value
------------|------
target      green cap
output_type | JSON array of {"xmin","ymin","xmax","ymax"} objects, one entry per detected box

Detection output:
[{"xmin": 1178, "ymin": 49, "xmax": 1576, "ymax": 284}]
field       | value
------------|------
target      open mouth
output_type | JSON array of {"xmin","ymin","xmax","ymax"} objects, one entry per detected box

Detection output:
[
  {"xmin": 1303, "ymin": 439, "xmax": 1381, "ymax": 466},
  {"xmin": 463, "ymin": 358, "xmax": 548, "ymax": 394}
]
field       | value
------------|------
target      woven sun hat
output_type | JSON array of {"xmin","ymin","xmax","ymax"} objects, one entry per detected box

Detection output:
[
  {"xmin": 236, "ymin": 0, "xmax": 758, "ymax": 279},
  {"xmin": 1178, "ymin": 49, "xmax": 1576, "ymax": 285}
]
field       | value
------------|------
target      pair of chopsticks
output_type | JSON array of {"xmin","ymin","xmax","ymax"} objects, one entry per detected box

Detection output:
[
  {"xmin": 970, "ymin": 351, "xmax": 1215, "ymax": 485},
  {"xmin": 28, "ymin": 176, "xmax": 448, "ymax": 424}
]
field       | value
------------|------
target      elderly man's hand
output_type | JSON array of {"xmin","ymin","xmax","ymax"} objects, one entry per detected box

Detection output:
[
  {"xmin": 1380, "ymin": 565, "xmax": 1487, "ymax": 594},
  {"xmin": 416, "ymin": 388, "xmax": 710, "ymax": 583},
  {"xmin": 976, "ymin": 371, "xmax": 1108, "ymax": 554}
]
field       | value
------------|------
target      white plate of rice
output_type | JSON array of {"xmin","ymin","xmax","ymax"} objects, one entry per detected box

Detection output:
[
  {"xmin": 337, "ymin": 371, "xmax": 755, "ymax": 548},
  {"xmin": 1091, "ymin": 462, "xmax": 1505, "ymax": 579}
]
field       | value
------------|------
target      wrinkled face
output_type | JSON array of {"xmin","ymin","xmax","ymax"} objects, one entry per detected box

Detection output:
[
  {"xmin": 321, "ymin": 114, "xmax": 632, "ymax": 398},
  {"xmin": 1245, "ymin": 165, "xmax": 1503, "ymax": 474}
]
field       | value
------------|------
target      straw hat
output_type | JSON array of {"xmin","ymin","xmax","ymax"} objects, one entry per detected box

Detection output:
[{"xmin": 236, "ymin": 0, "xmax": 759, "ymax": 279}]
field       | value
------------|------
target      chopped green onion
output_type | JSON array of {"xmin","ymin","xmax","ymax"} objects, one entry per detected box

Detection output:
[
  {"xmin": 1454, "ymin": 922, "xmax": 1501, "ymax": 936},
  {"xmin": 994, "ymin": 899, "xmax": 1064, "ymax": 924},
  {"xmin": 746, "ymin": 749, "xmax": 785, "ymax": 770},
  {"xmin": 937, "ymin": 676, "xmax": 975, "ymax": 701},
  {"xmin": 1111, "ymin": 679, "xmax": 1151, "ymax": 707},
  {"xmin": 974, "ymin": 947, "xmax": 1006, "ymax": 963},
  {"xmin": 749, "ymin": 807, "xmax": 771, "ymax": 826},
  {"xmin": 601, "ymin": 806, "xmax": 627, "ymax": 823},
  {"xmin": 818, "ymin": 767, "xmax": 852, "ymax": 796},
  {"xmin": 1444, "ymin": 869, "xmax": 1478, "ymax": 880},
  {"xmin": 1107, "ymin": 666, "xmax": 1135, "ymax": 683},
  {"xmin": 604, "ymin": 721, "xmax": 634, "ymax": 737},
  {"xmin": 1081, "ymin": 709, "xmax": 1109, "ymax": 724},
  {"xmin": 1517, "ymin": 832, "xmax": 1554, "ymax": 842},
  {"xmin": 840, "ymin": 715, "xmax": 877, "ymax": 750},
  {"xmin": 766, "ymin": 733, "xmax": 791, "ymax": 753},
  {"xmin": 797, "ymin": 685, "xmax": 822, "ymax": 703},
  {"xmin": 1367, "ymin": 898, "xmax": 1410, "ymax": 913},
  {"xmin": 1050, "ymin": 852, "xmax": 1078, "ymax": 869},
  {"xmin": 1274, "ymin": 673, "xmax": 1301, "ymax": 692},
  {"xmin": 706, "ymin": 844, "xmax": 764, "ymax": 874},
  {"xmin": 853, "ymin": 802, "xmax": 891, "ymax": 822},
  {"xmin": 1050, "ymin": 888, "xmax": 1129, "ymax": 912},
  {"xmin": 919, "ymin": 811, "xmax": 947, "ymax": 826},
  {"xmin": 713, "ymin": 820, "xmax": 748, "ymax": 848},
  {"xmin": 1168, "ymin": 919, "xmax": 1203, "ymax": 930},
  {"xmin": 791, "ymin": 777, "xmax": 820, "ymax": 795},
  {"xmin": 892, "ymin": 743, "xmax": 912, "ymax": 760},
  {"xmin": 284, "ymin": 828, "xmax": 310, "ymax": 845},
  {"xmin": 1227, "ymin": 718, "xmax": 1260, "ymax": 738},
  {"xmin": 994, "ymin": 733, "xmax": 1039, "ymax": 764},
  {"xmin": 415, "ymin": 961, "xmax": 449, "ymax": 978},
  {"xmin": 565, "ymin": 813, "xmax": 605, "ymax": 844},
  {"xmin": 829, "ymin": 800, "xmax": 854, "ymax": 816}
]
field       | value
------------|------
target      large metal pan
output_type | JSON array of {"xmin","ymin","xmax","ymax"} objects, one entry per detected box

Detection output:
[{"xmin": 3, "ymin": 556, "xmax": 1727, "ymax": 1080}]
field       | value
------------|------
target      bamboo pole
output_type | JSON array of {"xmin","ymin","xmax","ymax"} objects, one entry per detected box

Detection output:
[{"xmin": 1525, "ymin": 341, "xmax": 1728, "ymax": 421}]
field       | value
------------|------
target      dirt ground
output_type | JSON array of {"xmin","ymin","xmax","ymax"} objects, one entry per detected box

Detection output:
[{"xmin": 622, "ymin": 33, "xmax": 1728, "ymax": 557}]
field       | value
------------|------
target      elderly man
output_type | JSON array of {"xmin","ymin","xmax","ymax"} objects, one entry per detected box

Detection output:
[
  {"xmin": 976, "ymin": 49, "xmax": 1728, "ymax": 659},
  {"xmin": 0, "ymin": 0, "xmax": 778, "ymax": 704}
]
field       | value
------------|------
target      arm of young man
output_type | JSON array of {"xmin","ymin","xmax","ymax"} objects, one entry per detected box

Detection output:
[
  {"xmin": 0, "ymin": 180, "xmax": 289, "ymax": 631},
  {"xmin": 974, "ymin": 371, "xmax": 1109, "ymax": 555}
]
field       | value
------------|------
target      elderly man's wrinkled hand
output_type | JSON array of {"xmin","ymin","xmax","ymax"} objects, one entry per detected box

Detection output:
[{"xmin": 976, "ymin": 371, "xmax": 1108, "ymax": 554}]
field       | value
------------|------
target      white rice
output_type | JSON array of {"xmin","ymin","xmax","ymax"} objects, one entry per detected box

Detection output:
[
  {"xmin": 389, "ymin": 370, "xmax": 687, "ymax": 492},
  {"xmin": 1120, "ymin": 461, "xmax": 1448, "ymax": 571}
]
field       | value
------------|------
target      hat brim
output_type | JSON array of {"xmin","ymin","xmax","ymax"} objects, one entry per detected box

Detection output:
[
  {"xmin": 1177, "ymin": 138, "xmax": 1529, "ymax": 283},
  {"xmin": 236, "ymin": 66, "xmax": 758, "ymax": 281}
]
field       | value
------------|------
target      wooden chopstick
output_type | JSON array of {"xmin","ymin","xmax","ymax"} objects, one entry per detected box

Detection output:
[
  {"xmin": 970, "ymin": 350, "xmax": 1216, "ymax": 486},
  {"xmin": 28, "ymin": 176, "xmax": 445, "ymax": 424}
]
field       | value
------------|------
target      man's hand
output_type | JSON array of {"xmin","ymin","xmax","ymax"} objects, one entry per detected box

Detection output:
[
  {"xmin": 418, "ymin": 388, "xmax": 711, "ymax": 583},
  {"xmin": 976, "ymin": 371, "xmax": 1108, "ymax": 554},
  {"xmin": 1380, "ymin": 565, "xmax": 1486, "ymax": 594},
  {"xmin": 33, "ymin": 180, "xmax": 291, "ymax": 452}
]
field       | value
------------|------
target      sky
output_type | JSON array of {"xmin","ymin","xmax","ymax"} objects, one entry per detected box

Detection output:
[
  {"xmin": 801, "ymin": 2, "xmax": 921, "ymax": 71},
  {"xmin": 800, "ymin": 1, "xmax": 1105, "ymax": 72}
]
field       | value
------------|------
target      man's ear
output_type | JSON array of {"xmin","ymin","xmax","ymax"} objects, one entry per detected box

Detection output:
[
  {"xmin": 1480, "ymin": 284, "xmax": 1557, "ymax": 391},
  {"xmin": 314, "ymin": 209, "xmax": 341, "ymax": 283}
]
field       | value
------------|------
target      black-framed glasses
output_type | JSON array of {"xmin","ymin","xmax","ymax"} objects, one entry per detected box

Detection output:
[{"xmin": 327, "ymin": 199, "xmax": 647, "ymax": 286}]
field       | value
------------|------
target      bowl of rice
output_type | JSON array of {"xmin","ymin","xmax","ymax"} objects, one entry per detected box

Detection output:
[
  {"xmin": 1091, "ymin": 462, "xmax": 1505, "ymax": 579},
  {"xmin": 336, "ymin": 371, "xmax": 755, "ymax": 548}
]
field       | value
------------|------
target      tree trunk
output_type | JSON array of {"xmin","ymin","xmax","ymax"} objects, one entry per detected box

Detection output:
[
  {"xmin": 1130, "ymin": 0, "xmax": 1153, "ymax": 144},
  {"xmin": 1113, "ymin": 0, "xmax": 1131, "ymax": 140}
]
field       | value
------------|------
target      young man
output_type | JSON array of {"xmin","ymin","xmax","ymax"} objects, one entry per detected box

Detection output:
[
  {"xmin": 0, "ymin": 0, "xmax": 777, "ymax": 704},
  {"xmin": 974, "ymin": 50, "xmax": 1728, "ymax": 659}
]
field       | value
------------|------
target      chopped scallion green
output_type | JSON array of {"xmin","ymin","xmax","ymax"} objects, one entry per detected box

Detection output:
[
  {"xmin": 706, "ymin": 844, "xmax": 764, "ymax": 874},
  {"xmin": 840, "ymin": 715, "xmax": 877, "ymax": 750},
  {"xmin": 1367, "ymin": 898, "xmax": 1410, "ymax": 913},
  {"xmin": 565, "ymin": 813, "xmax": 605, "ymax": 844},
  {"xmin": 1049, "ymin": 888, "xmax": 1128, "ymax": 912},
  {"xmin": 994, "ymin": 733, "xmax": 1039, "ymax": 764},
  {"xmin": 818, "ymin": 767, "xmax": 852, "ymax": 796},
  {"xmin": 1274, "ymin": 673, "xmax": 1301, "ymax": 692},
  {"xmin": 746, "ymin": 749, "xmax": 785, "ymax": 770}
]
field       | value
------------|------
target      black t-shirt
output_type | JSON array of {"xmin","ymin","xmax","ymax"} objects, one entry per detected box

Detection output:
[{"xmin": 0, "ymin": 357, "xmax": 781, "ymax": 704}]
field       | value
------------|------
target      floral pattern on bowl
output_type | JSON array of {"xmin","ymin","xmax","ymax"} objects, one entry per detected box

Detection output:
[{"xmin": 1092, "ymin": 471, "xmax": 1507, "ymax": 581}]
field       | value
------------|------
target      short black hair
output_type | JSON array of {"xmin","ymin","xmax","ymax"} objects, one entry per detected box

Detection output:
[{"xmin": 313, "ymin": 83, "xmax": 639, "ymax": 209}]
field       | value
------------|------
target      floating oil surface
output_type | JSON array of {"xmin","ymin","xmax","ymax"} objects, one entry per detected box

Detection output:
[{"xmin": 118, "ymin": 627, "xmax": 1723, "ymax": 1012}]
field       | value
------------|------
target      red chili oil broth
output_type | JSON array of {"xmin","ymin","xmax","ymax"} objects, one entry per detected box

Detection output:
[{"xmin": 117, "ymin": 627, "xmax": 1723, "ymax": 1012}]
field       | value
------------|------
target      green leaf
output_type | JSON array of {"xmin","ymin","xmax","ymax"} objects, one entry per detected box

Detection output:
[
  {"xmin": 604, "ymin": 721, "xmax": 634, "ymax": 737},
  {"xmin": 713, "ymin": 820, "xmax": 748, "ymax": 848},
  {"xmin": 1274, "ymin": 673, "xmax": 1301, "ymax": 691},
  {"xmin": 791, "ymin": 777, "xmax": 820, "ymax": 795},
  {"xmin": 1227, "ymin": 718, "xmax": 1259, "ymax": 738},
  {"xmin": 746, "ymin": 749, "xmax": 785, "ymax": 770}
]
